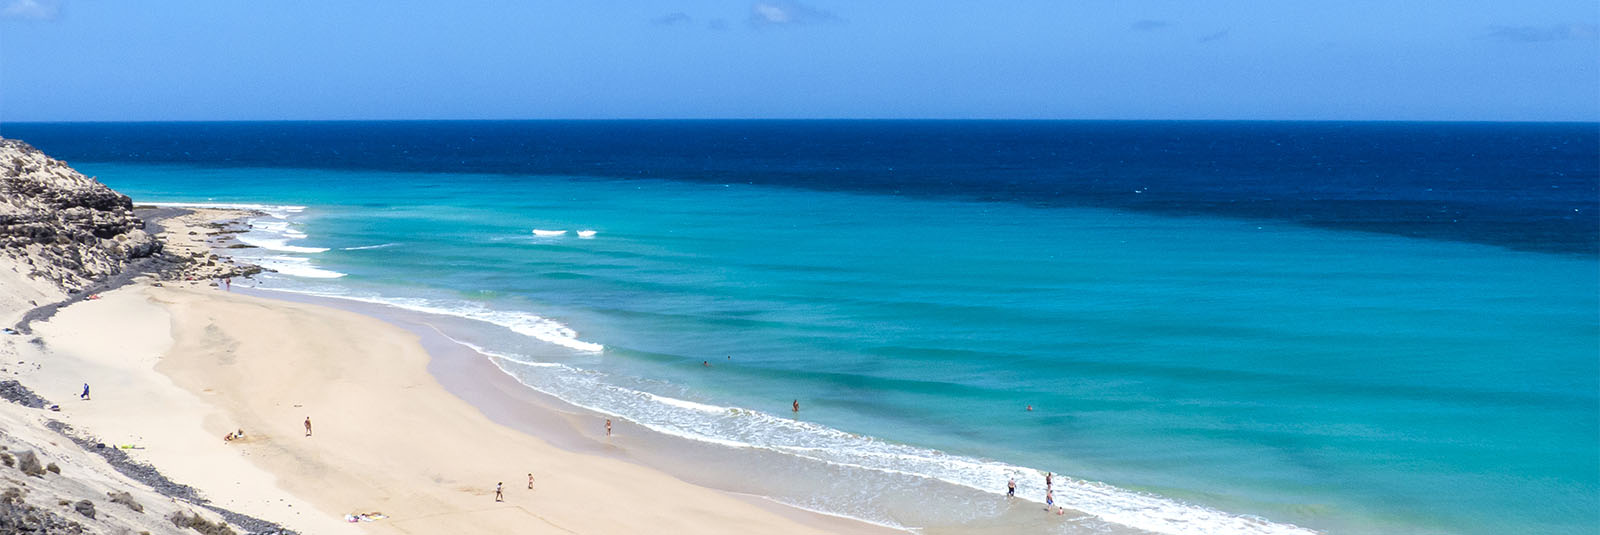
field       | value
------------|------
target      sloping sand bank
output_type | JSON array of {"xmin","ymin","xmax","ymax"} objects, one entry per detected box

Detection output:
[{"xmin": 24, "ymin": 282, "xmax": 886, "ymax": 534}]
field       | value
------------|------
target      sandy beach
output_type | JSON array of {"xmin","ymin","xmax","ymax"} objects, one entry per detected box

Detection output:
[{"xmin": 0, "ymin": 206, "xmax": 895, "ymax": 534}]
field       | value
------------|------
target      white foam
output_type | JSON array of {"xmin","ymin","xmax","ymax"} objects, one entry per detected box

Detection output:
[
  {"xmin": 341, "ymin": 243, "xmax": 399, "ymax": 251},
  {"xmin": 576, "ymin": 230, "xmax": 598, "ymax": 238},
  {"xmin": 236, "ymin": 235, "xmax": 330, "ymax": 253},
  {"xmin": 250, "ymin": 289, "xmax": 604, "ymax": 353},
  {"xmin": 235, "ymin": 219, "xmax": 329, "ymax": 253},
  {"xmin": 256, "ymin": 256, "xmax": 346, "ymax": 279},
  {"xmin": 143, "ymin": 201, "xmax": 306, "ymax": 220},
  {"xmin": 532, "ymin": 229, "xmax": 568, "ymax": 237},
  {"xmin": 471, "ymin": 351, "xmax": 1317, "ymax": 535}
]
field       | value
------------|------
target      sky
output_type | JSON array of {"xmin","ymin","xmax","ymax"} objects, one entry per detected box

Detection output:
[{"xmin": 0, "ymin": 0, "xmax": 1596, "ymax": 122}]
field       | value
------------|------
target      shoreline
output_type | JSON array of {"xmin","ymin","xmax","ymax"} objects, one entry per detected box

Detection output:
[
  {"xmin": 1, "ymin": 203, "xmax": 902, "ymax": 534},
  {"xmin": 123, "ymin": 203, "xmax": 1324, "ymax": 535},
  {"xmin": 244, "ymin": 284, "xmax": 905, "ymax": 534}
]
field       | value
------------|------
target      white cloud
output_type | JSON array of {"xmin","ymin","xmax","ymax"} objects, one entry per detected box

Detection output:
[
  {"xmin": 748, "ymin": 1, "xmax": 840, "ymax": 28},
  {"xmin": 1, "ymin": 0, "xmax": 61, "ymax": 21}
]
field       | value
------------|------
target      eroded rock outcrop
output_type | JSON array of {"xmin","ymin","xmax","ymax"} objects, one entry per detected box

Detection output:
[{"xmin": 0, "ymin": 138, "xmax": 161, "ymax": 293}]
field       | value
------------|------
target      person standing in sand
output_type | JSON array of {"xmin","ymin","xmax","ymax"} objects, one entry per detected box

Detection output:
[
  {"xmin": 304, "ymin": 416, "xmax": 312, "ymax": 437},
  {"xmin": 605, "ymin": 418, "xmax": 612, "ymax": 436},
  {"xmin": 495, "ymin": 482, "xmax": 504, "ymax": 502},
  {"xmin": 1046, "ymin": 489, "xmax": 1054, "ymax": 511},
  {"xmin": 528, "ymin": 473, "xmax": 535, "ymax": 489}
]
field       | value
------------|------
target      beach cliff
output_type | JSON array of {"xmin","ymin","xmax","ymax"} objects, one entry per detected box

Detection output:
[
  {"xmin": 0, "ymin": 138, "xmax": 159, "ymax": 295},
  {"xmin": 0, "ymin": 139, "xmax": 293, "ymax": 534}
]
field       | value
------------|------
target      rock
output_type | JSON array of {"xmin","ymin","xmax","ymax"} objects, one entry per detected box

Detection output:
[
  {"xmin": 16, "ymin": 450, "xmax": 44, "ymax": 476},
  {"xmin": 168, "ymin": 510, "xmax": 238, "ymax": 535},
  {"xmin": 72, "ymin": 499, "xmax": 93, "ymax": 519},
  {"xmin": 0, "ymin": 380, "xmax": 50, "ymax": 408},
  {"xmin": 0, "ymin": 487, "xmax": 88, "ymax": 534},
  {"xmin": 0, "ymin": 138, "xmax": 162, "ymax": 293},
  {"xmin": 107, "ymin": 491, "xmax": 142, "ymax": 513}
]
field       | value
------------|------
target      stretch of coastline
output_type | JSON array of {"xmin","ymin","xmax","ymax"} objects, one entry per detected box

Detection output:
[
  {"xmin": 6, "ymin": 124, "xmax": 1594, "ymax": 534},
  {"xmin": 0, "ymin": 144, "xmax": 893, "ymax": 533}
]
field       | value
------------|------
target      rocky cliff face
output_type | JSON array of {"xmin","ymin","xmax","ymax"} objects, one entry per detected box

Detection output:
[{"xmin": 0, "ymin": 138, "xmax": 161, "ymax": 293}]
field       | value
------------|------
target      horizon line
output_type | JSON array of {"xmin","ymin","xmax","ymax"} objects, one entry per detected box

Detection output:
[{"xmin": 2, "ymin": 118, "xmax": 1597, "ymax": 125}]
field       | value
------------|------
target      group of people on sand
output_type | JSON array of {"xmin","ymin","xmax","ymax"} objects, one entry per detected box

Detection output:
[
  {"xmin": 492, "ymin": 473, "xmax": 539, "ymax": 502},
  {"xmin": 1008, "ymin": 472, "xmax": 1067, "ymax": 516},
  {"xmin": 223, "ymin": 428, "xmax": 247, "ymax": 442}
]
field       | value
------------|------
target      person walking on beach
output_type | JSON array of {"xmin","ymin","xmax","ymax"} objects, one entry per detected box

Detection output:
[
  {"xmin": 605, "ymin": 418, "xmax": 612, "ymax": 436},
  {"xmin": 1007, "ymin": 477, "xmax": 1016, "ymax": 497},
  {"xmin": 304, "ymin": 417, "xmax": 313, "ymax": 437},
  {"xmin": 1046, "ymin": 489, "xmax": 1055, "ymax": 511},
  {"xmin": 80, "ymin": 383, "xmax": 90, "ymax": 400},
  {"xmin": 224, "ymin": 277, "xmax": 231, "ymax": 291},
  {"xmin": 528, "ymin": 473, "xmax": 535, "ymax": 490},
  {"xmin": 494, "ymin": 482, "xmax": 504, "ymax": 502}
]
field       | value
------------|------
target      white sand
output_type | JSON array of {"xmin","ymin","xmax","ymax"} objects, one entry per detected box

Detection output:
[{"xmin": 4, "ymin": 281, "xmax": 891, "ymax": 534}]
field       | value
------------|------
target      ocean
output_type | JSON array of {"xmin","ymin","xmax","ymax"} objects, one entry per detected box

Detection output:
[{"xmin": 4, "ymin": 121, "xmax": 1596, "ymax": 534}]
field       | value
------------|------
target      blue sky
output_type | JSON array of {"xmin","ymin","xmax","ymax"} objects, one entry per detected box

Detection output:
[{"xmin": 1, "ymin": 0, "xmax": 1596, "ymax": 121}]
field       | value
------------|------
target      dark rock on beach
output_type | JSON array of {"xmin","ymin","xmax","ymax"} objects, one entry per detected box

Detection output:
[{"xmin": 0, "ymin": 379, "xmax": 50, "ymax": 408}]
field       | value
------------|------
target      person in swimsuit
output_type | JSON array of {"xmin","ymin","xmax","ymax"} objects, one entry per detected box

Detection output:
[
  {"xmin": 793, "ymin": 399, "xmax": 800, "ymax": 413},
  {"xmin": 1046, "ymin": 489, "xmax": 1055, "ymax": 510},
  {"xmin": 1007, "ymin": 477, "xmax": 1016, "ymax": 497},
  {"xmin": 1046, "ymin": 472, "xmax": 1052, "ymax": 490},
  {"xmin": 494, "ymin": 482, "xmax": 504, "ymax": 502},
  {"xmin": 304, "ymin": 417, "xmax": 312, "ymax": 436},
  {"xmin": 528, "ymin": 473, "xmax": 535, "ymax": 489},
  {"xmin": 605, "ymin": 418, "xmax": 612, "ymax": 436}
]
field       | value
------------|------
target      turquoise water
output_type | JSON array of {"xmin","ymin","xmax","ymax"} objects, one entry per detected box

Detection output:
[{"xmin": 94, "ymin": 161, "xmax": 1598, "ymax": 534}]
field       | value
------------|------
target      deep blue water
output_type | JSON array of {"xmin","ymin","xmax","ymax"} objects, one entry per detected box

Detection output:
[
  {"xmin": 5, "ymin": 120, "xmax": 1597, "ymax": 255},
  {"xmin": 2, "ymin": 121, "xmax": 1596, "ymax": 534}
]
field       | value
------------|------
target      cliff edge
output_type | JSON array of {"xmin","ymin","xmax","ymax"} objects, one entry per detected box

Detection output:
[{"xmin": 0, "ymin": 138, "xmax": 161, "ymax": 295}]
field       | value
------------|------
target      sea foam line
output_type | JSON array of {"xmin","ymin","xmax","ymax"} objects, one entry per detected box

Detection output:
[
  {"xmin": 247, "ymin": 287, "xmax": 604, "ymax": 353},
  {"xmin": 461, "ymin": 343, "xmax": 1317, "ymax": 535},
  {"xmin": 254, "ymin": 256, "xmax": 346, "ymax": 279},
  {"xmin": 142, "ymin": 201, "xmax": 307, "ymax": 220},
  {"xmin": 341, "ymin": 243, "xmax": 399, "ymax": 251}
]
